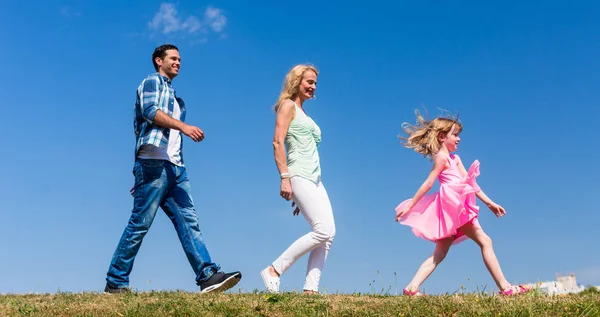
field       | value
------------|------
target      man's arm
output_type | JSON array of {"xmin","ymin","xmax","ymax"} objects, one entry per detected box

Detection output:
[
  {"xmin": 140, "ymin": 77, "xmax": 161, "ymax": 124},
  {"xmin": 154, "ymin": 110, "xmax": 204, "ymax": 142},
  {"xmin": 139, "ymin": 77, "xmax": 204, "ymax": 142}
]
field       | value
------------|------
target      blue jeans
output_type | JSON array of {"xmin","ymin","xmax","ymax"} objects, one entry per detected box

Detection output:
[{"xmin": 106, "ymin": 158, "xmax": 219, "ymax": 288}]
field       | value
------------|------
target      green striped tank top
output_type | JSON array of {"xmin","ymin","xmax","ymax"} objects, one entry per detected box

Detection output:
[{"xmin": 285, "ymin": 102, "xmax": 322, "ymax": 183}]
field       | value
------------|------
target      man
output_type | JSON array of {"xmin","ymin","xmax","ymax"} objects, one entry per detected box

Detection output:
[{"xmin": 105, "ymin": 44, "xmax": 241, "ymax": 294}]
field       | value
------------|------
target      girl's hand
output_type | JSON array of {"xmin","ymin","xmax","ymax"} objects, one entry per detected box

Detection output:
[
  {"xmin": 280, "ymin": 178, "xmax": 292, "ymax": 201},
  {"xmin": 291, "ymin": 201, "xmax": 300, "ymax": 216},
  {"xmin": 487, "ymin": 202, "xmax": 506, "ymax": 218},
  {"xmin": 396, "ymin": 206, "xmax": 411, "ymax": 221}
]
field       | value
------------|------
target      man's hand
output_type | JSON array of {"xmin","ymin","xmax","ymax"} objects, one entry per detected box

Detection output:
[{"xmin": 180, "ymin": 124, "xmax": 204, "ymax": 142}]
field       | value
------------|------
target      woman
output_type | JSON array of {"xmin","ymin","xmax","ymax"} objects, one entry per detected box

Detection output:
[{"xmin": 260, "ymin": 64, "xmax": 336, "ymax": 294}]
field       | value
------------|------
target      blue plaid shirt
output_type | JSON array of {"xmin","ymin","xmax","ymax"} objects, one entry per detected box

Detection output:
[{"xmin": 134, "ymin": 72, "xmax": 186, "ymax": 158}]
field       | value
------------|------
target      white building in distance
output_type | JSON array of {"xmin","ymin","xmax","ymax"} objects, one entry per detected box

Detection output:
[{"xmin": 524, "ymin": 273, "xmax": 585, "ymax": 295}]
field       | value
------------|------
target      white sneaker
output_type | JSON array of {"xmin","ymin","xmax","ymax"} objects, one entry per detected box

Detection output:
[{"xmin": 260, "ymin": 267, "xmax": 280, "ymax": 293}]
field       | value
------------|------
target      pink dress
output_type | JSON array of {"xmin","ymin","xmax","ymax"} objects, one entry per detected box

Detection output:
[{"xmin": 395, "ymin": 153, "xmax": 482, "ymax": 244}]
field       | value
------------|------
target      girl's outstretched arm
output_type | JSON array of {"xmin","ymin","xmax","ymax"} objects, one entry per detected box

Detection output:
[
  {"xmin": 396, "ymin": 154, "xmax": 447, "ymax": 220},
  {"xmin": 455, "ymin": 155, "xmax": 506, "ymax": 218}
]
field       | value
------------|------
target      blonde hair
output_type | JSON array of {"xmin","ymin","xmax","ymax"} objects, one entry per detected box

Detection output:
[
  {"xmin": 399, "ymin": 109, "xmax": 462, "ymax": 159},
  {"xmin": 274, "ymin": 64, "xmax": 319, "ymax": 112}
]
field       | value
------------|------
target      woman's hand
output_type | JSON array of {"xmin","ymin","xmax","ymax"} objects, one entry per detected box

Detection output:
[{"xmin": 280, "ymin": 178, "xmax": 292, "ymax": 201}]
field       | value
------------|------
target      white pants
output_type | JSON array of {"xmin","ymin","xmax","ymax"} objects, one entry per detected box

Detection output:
[{"xmin": 272, "ymin": 177, "xmax": 336, "ymax": 291}]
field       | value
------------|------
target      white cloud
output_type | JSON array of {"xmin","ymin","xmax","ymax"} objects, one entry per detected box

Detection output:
[
  {"xmin": 182, "ymin": 16, "xmax": 202, "ymax": 33},
  {"xmin": 148, "ymin": 3, "xmax": 227, "ymax": 42},
  {"xmin": 204, "ymin": 7, "xmax": 227, "ymax": 33},
  {"xmin": 149, "ymin": 3, "xmax": 181, "ymax": 34},
  {"xmin": 60, "ymin": 6, "xmax": 81, "ymax": 17}
]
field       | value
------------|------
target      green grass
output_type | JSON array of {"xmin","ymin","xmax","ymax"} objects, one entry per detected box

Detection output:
[{"xmin": 1, "ymin": 290, "xmax": 599, "ymax": 317}]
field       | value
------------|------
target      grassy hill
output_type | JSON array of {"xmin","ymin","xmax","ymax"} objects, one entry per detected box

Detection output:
[{"xmin": 1, "ymin": 289, "xmax": 599, "ymax": 316}]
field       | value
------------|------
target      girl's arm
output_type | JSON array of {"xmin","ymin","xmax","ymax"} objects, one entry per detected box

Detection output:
[
  {"xmin": 455, "ymin": 155, "xmax": 506, "ymax": 217},
  {"xmin": 396, "ymin": 155, "xmax": 447, "ymax": 220},
  {"xmin": 477, "ymin": 190, "xmax": 506, "ymax": 217}
]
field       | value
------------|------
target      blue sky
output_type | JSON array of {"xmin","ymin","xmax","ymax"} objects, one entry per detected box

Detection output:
[{"xmin": 1, "ymin": 0, "xmax": 599, "ymax": 295}]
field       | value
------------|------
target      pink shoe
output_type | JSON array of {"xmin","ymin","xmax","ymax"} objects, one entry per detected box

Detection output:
[
  {"xmin": 403, "ymin": 287, "xmax": 424, "ymax": 297},
  {"xmin": 499, "ymin": 285, "xmax": 532, "ymax": 296}
]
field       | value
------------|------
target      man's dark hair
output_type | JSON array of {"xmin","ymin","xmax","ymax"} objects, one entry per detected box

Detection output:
[{"xmin": 152, "ymin": 44, "xmax": 179, "ymax": 71}]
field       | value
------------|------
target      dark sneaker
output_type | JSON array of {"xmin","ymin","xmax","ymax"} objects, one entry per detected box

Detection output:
[
  {"xmin": 200, "ymin": 271, "xmax": 242, "ymax": 293},
  {"xmin": 104, "ymin": 284, "xmax": 131, "ymax": 294}
]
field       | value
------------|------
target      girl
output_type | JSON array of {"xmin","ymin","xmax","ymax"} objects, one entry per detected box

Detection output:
[
  {"xmin": 395, "ymin": 111, "xmax": 531, "ymax": 296},
  {"xmin": 260, "ymin": 64, "xmax": 336, "ymax": 294}
]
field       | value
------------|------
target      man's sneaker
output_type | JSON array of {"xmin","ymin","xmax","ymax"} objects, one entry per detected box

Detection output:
[
  {"xmin": 104, "ymin": 284, "xmax": 131, "ymax": 294},
  {"xmin": 200, "ymin": 271, "xmax": 242, "ymax": 293},
  {"xmin": 260, "ymin": 267, "xmax": 280, "ymax": 293}
]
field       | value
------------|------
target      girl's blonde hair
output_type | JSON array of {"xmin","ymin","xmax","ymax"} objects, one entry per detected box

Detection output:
[
  {"xmin": 274, "ymin": 64, "xmax": 319, "ymax": 112},
  {"xmin": 399, "ymin": 109, "xmax": 462, "ymax": 159}
]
